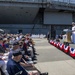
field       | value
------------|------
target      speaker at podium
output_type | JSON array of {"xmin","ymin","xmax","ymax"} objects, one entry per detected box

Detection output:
[{"xmin": 62, "ymin": 29, "xmax": 72, "ymax": 46}]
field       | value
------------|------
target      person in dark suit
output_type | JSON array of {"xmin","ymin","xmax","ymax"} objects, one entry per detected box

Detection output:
[{"xmin": 7, "ymin": 51, "xmax": 30, "ymax": 75}]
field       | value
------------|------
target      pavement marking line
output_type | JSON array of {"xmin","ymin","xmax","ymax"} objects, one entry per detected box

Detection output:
[{"xmin": 35, "ymin": 59, "xmax": 75, "ymax": 75}]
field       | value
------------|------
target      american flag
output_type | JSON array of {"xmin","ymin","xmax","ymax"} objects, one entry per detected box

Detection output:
[
  {"xmin": 51, "ymin": 41, "xmax": 54, "ymax": 45},
  {"xmin": 50, "ymin": 40, "xmax": 52, "ymax": 44},
  {"xmin": 59, "ymin": 43, "xmax": 64, "ymax": 50},
  {"xmin": 56, "ymin": 42, "xmax": 60, "ymax": 48},
  {"xmin": 70, "ymin": 47, "xmax": 75, "ymax": 57},
  {"xmin": 53, "ymin": 42, "xmax": 57, "ymax": 47},
  {"xmin": 63, "ymin": 45, "xmax": 69, "ymax": 53},
  {"xmin": 50, "ymin": 40, "xmax": 54, "ymax": 45}
]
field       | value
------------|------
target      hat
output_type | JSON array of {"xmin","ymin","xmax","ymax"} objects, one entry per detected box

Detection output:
[
  {"xmin": 12, "ymin": 51, "xmax": 22, "ymax": 56},
  {"xmin": 13, "ymin": 42, "xmax": 19, "ymax": 45}
]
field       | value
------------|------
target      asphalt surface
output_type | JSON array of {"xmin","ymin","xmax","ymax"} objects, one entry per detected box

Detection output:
[
  {"xmin": 33, "ymin": 38, "xmax": 75, "ymax": 75},
  {"xmin": 34, "ymin": 38, "xmax": 72, "ymax": 62}
]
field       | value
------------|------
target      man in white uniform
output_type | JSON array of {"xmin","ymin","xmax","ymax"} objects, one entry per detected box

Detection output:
[{"xmin": 72, "ymin": 22, "xmax": 75, "ymax": 44}]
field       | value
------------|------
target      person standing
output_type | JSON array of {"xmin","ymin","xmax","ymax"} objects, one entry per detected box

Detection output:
[
  {"xmin": 47, "ymin": 32, "xmax": 50, "ymax": 42},
  {"xmin": 72, "ymin": 22, "xmax": 75, "ymax": 44}
]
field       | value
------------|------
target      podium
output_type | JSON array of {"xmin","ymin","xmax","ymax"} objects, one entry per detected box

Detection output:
[{"xmin": 63, "ymin": 29, "xmax": 72, "ymax": 45}]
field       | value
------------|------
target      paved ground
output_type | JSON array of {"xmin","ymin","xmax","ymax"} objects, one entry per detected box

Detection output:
[{"xmin": 33, "ymin": 38, "xmax": 75, "ymax": 75}]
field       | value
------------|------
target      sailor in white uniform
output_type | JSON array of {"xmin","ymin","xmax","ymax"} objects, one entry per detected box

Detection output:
[{"xmin": 72, "ymin": 22, "xmax": 75, "ymax": 44}]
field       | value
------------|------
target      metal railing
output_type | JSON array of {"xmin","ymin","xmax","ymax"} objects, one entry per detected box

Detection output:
[
  {"xmin": 0, "ymin": 0, "xmax": 47, "ymax": 3},
  {"xmin": 47, "ymin": 0, "xmax": 75, "ymax": 4},
  {"xmin": 0, "ymin": 0, "xmax": 36, "ymax": 2},
  {"xmin": 0, "ymin": 0, "xmax": 75, "ymax": 4}
]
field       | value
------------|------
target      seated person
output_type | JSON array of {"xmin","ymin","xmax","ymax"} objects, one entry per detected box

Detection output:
[
  {"xmin": 7, "ymin": 51, "xmax": 39, "ymax": 75},
  {"xmin": 8, "ymin": 42, "xmax": 34, "ymax": 67},
  {"xmin": 0, "ymin": 53, "xmax": 8, "ymax": 75}
]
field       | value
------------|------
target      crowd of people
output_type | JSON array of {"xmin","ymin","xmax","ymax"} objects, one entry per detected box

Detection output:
[
  {"xmin": 0, "ymin": 33, "xmax": 40, "ymax": 75},
  {"xmin": 31, "ymin": 34, "xmax": 46, "ymax": 38}
]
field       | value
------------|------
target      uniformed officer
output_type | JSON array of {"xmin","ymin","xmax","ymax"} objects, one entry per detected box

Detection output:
[{"xmin": 72, "ymin": 22, "xmax": 75, "ymax": 44}]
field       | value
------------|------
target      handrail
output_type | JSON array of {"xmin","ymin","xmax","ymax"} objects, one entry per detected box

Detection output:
[
  {"xmin": 0, "ymin": 0, "xmax": 75, "ymax": 5},
  {"xmin": 47, "ymin": 0, "xmax": 75, "ymax": 4},
  {"xmin": 0, "ymin": 0, "xmax": 35, "ymax": 2}
]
